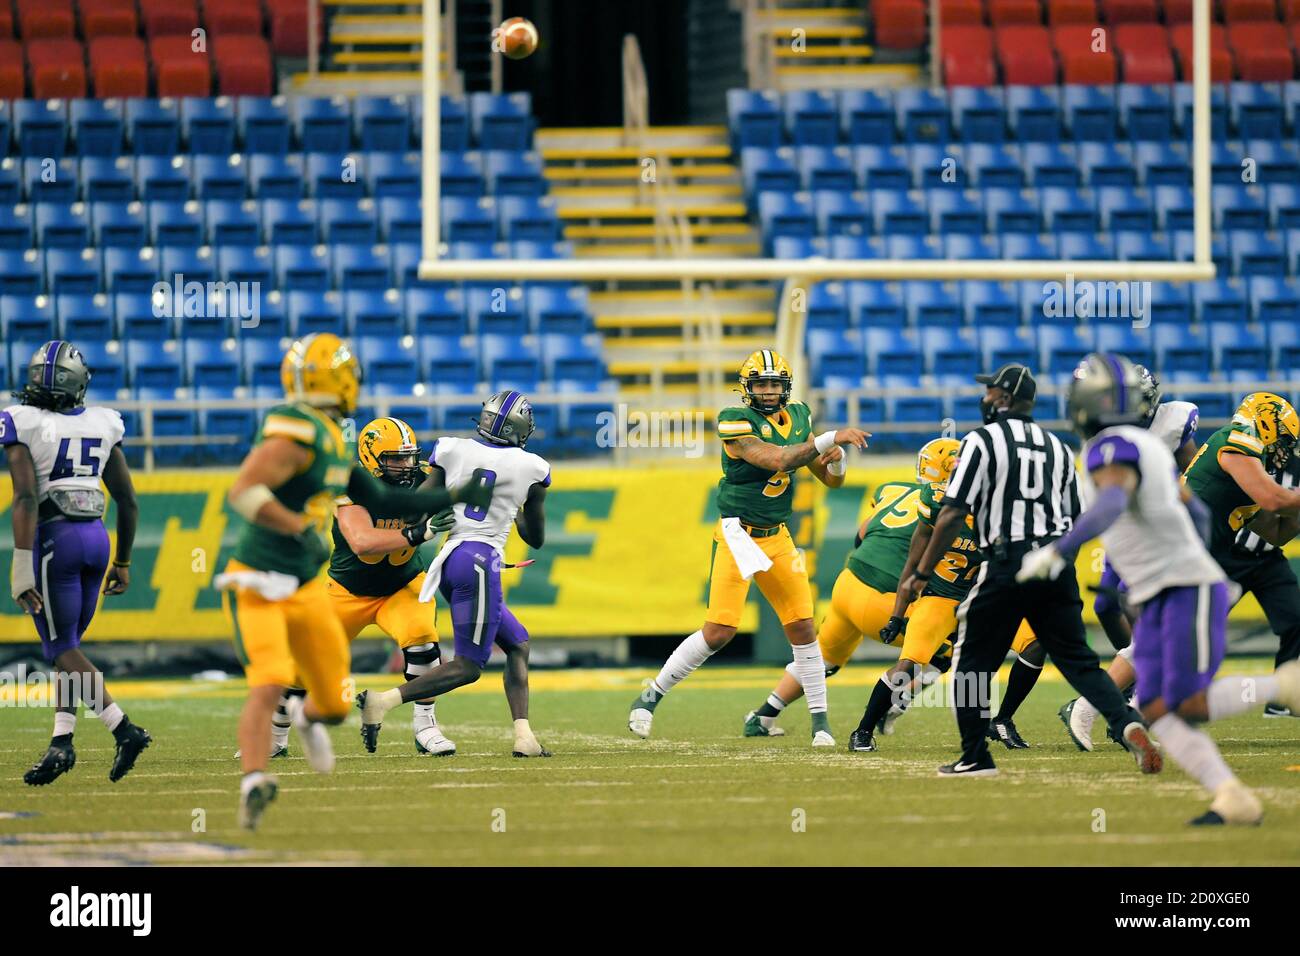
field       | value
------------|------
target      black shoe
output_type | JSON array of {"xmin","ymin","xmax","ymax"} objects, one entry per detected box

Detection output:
[
  {"xmin": 24, "ymin": 741, "xmax": 76, "ymax": 786},
  {"xmin": 986, "ymin": 718, "xmax": 1029, "ymax": 750},
  {"xmin": 356, "ymin": 690, "xmax": 381, "ymax": 753},
  {"xmin": 848, "ymin": 728, "xmax": 877, "ymax": 752},
  {"xmin": 1189, "ymin": 810, "xmax": 1227, "ymax": 826},
  {"xmin": 238, "ymin": 775, "xmax": 279, "ymax": 831},
  {"xmin": 1263, "ymin": 703, "xmax": 1295, "ymax": 718},
  {"xmin": 109, "ymin": 723, "xmax": 152, "ymax": 782},
  {"xmin": 1105, "ymin": 722, "xmax": 1128, "ymax": 749},
  {"xmin": 937, "ymin": 753, "xmax": 999, "ymax": 778}
]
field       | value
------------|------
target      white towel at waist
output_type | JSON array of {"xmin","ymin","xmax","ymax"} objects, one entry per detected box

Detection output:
[
  {"xmin": 418, "ymin": 538, "xmax": 465, "ymax": 603},
  {"xmin": 719, "ymin": 517, "xmax": 774, "ymax": 581},
  {"xmin": 212, "ymin": 569, "xmax": 300, "ymax": 602}
]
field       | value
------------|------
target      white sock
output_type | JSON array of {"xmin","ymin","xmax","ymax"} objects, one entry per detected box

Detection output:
[
  {"xmin": 375, "ymin": 687, "xmax": 403, "ymax": 713},
  {"xmin": 96, "ymin": 702, "xmax": 125, "ymax": 733},
  {"xmin": 514, "ymin": 718, "xmax": 533, "ymax": 739},
  {"xmin": 650, "ymin": 630, "xmax": 714, "ymax": 697},
  {"xmin": 53, "ymin": 711, "xmax": 76, "ymax": 738},
  {"xmin": 271, "ymin": 693, "xmax": 292, "ymax": 747},
  {"xmin": 412, "ymin": 702, "xmax": 436, "ymax": 731},
  {"xmin": 1207, "ymin": 675, "xmax": 1279, "ymax": 721},
  {"xmin": 793, "ymin": 642, "xmax": 828, "ymax": 714},
  {"xmin": 765, "ymin": 693, "xmax": 787, "ymax": 713},
  {"xmin": 1150, "ymin": 713, "xmax": 1235, "ymax": 793},
  {"xmin": 241, "ymin": 770, "xmax": 272, "ymax": 794}
]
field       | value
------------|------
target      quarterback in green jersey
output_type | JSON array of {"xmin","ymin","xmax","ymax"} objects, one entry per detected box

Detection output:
[{"xmin": 628, "ymin": 349, "xmax": 869, "ymax": 747}]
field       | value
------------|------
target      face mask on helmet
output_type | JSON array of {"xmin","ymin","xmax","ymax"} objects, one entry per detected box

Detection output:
[
  {"xmin": 746, "ymin": 377, "xmax": 789, "ymax": 413},
  {"xmin": 378, "ymin": 451, "xmax": 421, "ymax": 486}
]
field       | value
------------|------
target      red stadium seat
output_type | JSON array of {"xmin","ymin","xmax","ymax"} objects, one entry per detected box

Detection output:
[
  {"xmin": 19, "ymin": 0, "xmax": 76, "ymax": 39},
  {"xmin": 213, "ymin": 33, "xmax": 272, "ymax": 95},
  {"xmin": 1047, "ymin": 0, "xmax": 1099, "ymax": 23},
  {"xmin": 203, "ymin": 0, "xmax": 264, "ymax": 36},
  {"xmin": 875, "ymin": 0, "xmax": 928, "ymax": 49},
  {"xmin": 940, "ymin": 0, "xmax": 986, "ymax": 25},
  {"xmin": 0, "ymin": 39, "xmax": 24, "ymax": 97},
  {"xmin": 1054, "ymin": 23, "xmax": 1117, "ymax": 82},
  {"xmin": 1164, "ymin": 0, "xmax": 1193, "ymax": 21},
  {"xmin": 80, "ymin": 0, "xmax": 140, "ymax": 38},
  {"xmin": 27, "ymin": 38, "xmax": 87, "ymax": 98},
  {"xmin": 1228, "ymin": 21, "xmax": 1295, "ymax": 80},
  {"xmin": 266, "ymin": 0, "xmax": 315, "ymax": 57},
  {"xmin": 1099, "ymin": 0, "xmax": 1158, "ymax": 21},
  {"xmin": 1284, "ymin": 0, "xmax": 1300, "ymax": 19},
  {"xmin": 1169, "ymin": 23, "xmax": 1235, "ymax": 82},
  {"xmin": 151, "ymin": 34, "xmax": 212, "ymax": 96},
  {"xmin": 0, "ymin": 5, "xmax": 13, "ymax": 38},
  {"xmin": 988, "ymin": 0, "xmax": 1042, "ymax": 24},
  {"xmin": 944, "ymin": 25, "xmax": 998, "ymax": 84},
  {"xmin": 89, "ymin": 35, "xmax": 149, "ymax": 97},
  {"xmin": 997, "ymin": 24, "xmax": 1058, "ymax": 83},
  {"xmin": 1223, "ymin": 0, "xmax": 1280, "ymax": 21},
  {"xmin": 140, "ymin": 0, "xmax": 200, "ymax": 37},
  {"xmin": 1115, "ymin": 22, "xmax": 1175, "ymax": 82}
]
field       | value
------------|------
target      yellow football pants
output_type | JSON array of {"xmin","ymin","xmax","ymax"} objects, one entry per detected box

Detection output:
[
  {"xmin": 817, "ymin": 570, "xmax": 902, "ymax": 669},
  {"xmin": 905, "ymin": 594, "xmax": 1037, "ymax": 665},
  {"xmin": 705, "ymin": 521, "xmax": 814, "ymax": 627},
  {"xmin": 325, "ymin": 575, "xmax": 440, "ymax": 648}
]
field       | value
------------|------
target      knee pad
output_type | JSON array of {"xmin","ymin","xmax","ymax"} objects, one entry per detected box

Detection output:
[{"xmin": 403, "ymin": 642, "xmax": 440, "ymax": 678}]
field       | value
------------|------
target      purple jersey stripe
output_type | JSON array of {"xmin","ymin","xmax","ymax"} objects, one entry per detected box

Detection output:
[{"xmin": 1086, "ymin": 432, "xmax": 1142, "ymax": 474}]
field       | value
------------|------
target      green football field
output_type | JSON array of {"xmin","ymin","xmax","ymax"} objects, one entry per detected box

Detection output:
[{"xmin": 2, "ymin": 659, "xmax": 1298, "ymax": 866}]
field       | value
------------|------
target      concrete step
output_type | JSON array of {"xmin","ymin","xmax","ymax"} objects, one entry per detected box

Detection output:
[{"xmin": 536, "ymin": 125, "xmax": 730, "ymax": 153}]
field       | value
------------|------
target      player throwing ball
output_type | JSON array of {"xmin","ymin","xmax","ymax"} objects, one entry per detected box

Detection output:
[
  {"xmin": 4, "ymin": 341, "xmax": 151, "ymax": 786},
  {"xmin": 358, "ymin": 390, "xmax": 552, "ymax": 759},
  {"xmin": 629, "ymin": 350, "xmax": 868, "ymax": 746},
  {"xmin": 1018, "ymin": 354, "xmax": 1300, "ymax": 825}
]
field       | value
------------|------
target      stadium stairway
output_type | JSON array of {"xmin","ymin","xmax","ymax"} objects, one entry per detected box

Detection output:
[
  {"xmin": 291, "ymin": 0, "xmax": 443, "ymax": 95},
  {"xmin": 755, "ymin": 1, "xmax": 921, "ymax": 89}
]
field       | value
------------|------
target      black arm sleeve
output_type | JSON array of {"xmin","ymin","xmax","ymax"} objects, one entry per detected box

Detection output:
[{"xmin": 347, "ymin": 466, "xmax": 454, "ymax": 517}]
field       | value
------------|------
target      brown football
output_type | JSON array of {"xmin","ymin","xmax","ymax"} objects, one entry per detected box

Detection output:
[{"xmin": 496, "ymin": 16, "xmax": 539, "ymax": 60}]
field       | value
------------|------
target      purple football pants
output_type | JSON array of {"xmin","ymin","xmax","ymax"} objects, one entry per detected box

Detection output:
[
  {"xmin": 29, "ymin": 519, "xmax": 110, "ymax": 662},
  {"xmin": 1132, "ymin": 581, "xmax": 1229, "ymax": 710},
  {"xmin": 438, "ymin": 540, "xmax": 529, "ymax": 667}
]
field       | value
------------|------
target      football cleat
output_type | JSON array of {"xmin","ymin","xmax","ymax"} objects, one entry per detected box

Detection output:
[
  {"xmin": 937, "ymin": 753, "xmax": 999, "ymax": 778},
  {"xmin": 986, "ymin": 718, "xmax": 1029, "ymax": 750},
  {"xmin": 1059, "ymin": 699, "xmax": 1094, "ymax": 752},
  {"xmin": 1262, "ymin": 704, "xmax": 1294, "ymax": 718},
  {"xmin": 357, "ymin": 690, "xmax": 384, "ymax": 753},
  {"xmin": 512, "ymin": 733, "xmax": 552, "ymax": 758},
  {"xmin": 812, "ymin": 729, "xmax": 836, "ymax": 748},
  {"xmin": 234, "ymin": 744, "xmax": 289, "ymax": 759},
  {"xmin": 877, "ymin": 706, "xmax": 905, "ymax": 736},
  {"xmin": 109, "ymin": 723, "xmax": 152, "ymax": 783},
  {"xmin": 1122, "ymin": 722, "xmax": 1163, "ymax": 775},
  {"xmin": 628, "ymin": 705, "xmax": 654, "ymax": 739},
  {"xmin": 23, "ymin": 741, "xmax": 76, "ymax": 786},
  {"xmin": 1189, "ymin": 779, "xmax": 1263, "ymax": 827},
  {"xmin": 238, "ymin": 773, "xmax": 279, "ymax": 831},
  {"xmin": 743, "ymin": 711, "xmax": 786, "ymax": 737},
  {"xmin": 1269, "ymin": 659, "xmax": 1300, "ymax": 713},
  {"xmin": 414, "ymin": 726, "xmax": 457, "ymax": 756},
  {"xmin": 848, "ymin": 729, "xmax": 877, "ymax": 752},
  {"xmin": 288, "ymin": 697, "xmax": 335, "ymax": 773}
]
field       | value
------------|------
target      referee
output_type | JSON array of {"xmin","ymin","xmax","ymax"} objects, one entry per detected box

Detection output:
[{"xmin": 900, "ymin": 363, "xmax": 1162, "ymax": 777}]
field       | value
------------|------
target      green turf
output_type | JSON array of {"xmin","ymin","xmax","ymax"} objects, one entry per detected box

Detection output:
[{"xmin": 2, "ymin": 661, "xmax": 1298, "ymax": 866}]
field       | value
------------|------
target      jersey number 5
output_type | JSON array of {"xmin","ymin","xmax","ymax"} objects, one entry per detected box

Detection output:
[
  {"xmin": 50, "ymin": 438, "xmax": 103, "ymax": 481},
  {"xmin": 463, "ymin": 468, "xmax": 497, "ymax": 521}
]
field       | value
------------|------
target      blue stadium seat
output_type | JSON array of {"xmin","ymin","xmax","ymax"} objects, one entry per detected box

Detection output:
[
  {"xmin": 1193, "ymin": 279, "xmax": 1249, "ymax": 324},
  {"xmin": 774, "ymin": 236, "xmax": 828, "ymax": 258},
  {"xmin": 870, "ymin": 190, "xmax": 926, "ymax": 235},
  {"xmin": 261, "ymin": 198, "xmax": 318, "ymax": 246},
  {"xmin": 412, "ymin": 94, "xmax": 471, "ymax": 153},
  {"xmin": 439, "ymin": 150, "xmax": 485, "ymax": 197},
  {"xmin": 1, "ymin": 293, "xmax": 56, "ymax": 344},
  {"xmin": 179, "ymin": 97, "xmax": 236, "ymax": 156},
  {"xmin": 807, "ymin": 328, "xmax": 865, "ymax": 383},
  {"xmin": 420, "ymin": 334, "xmax": 477, "ymax": 387},
  {"xmin": 367, "ymin": 383, "xmax": 434, "ymax": 438},
  {"xmin": 727, "ymin": 89, "xmax": 782, "ymax": 147},
  {"xmin": 1172, "ymin": 230, "xmax": 1230, "ymax": 275},
  {"xmin": 378, "ymin": 197, "xmax": 421, "ymax": 244},
  {"xmin": 864, "ymin": 328, "xmax": 922, "ymax": 377},
  {"xmin": 1151, "ymin": 185, "xmax": 1194, "ymax": 231},
  {"xmin": 135, "ymin": 156, "xmax": 191, "ymax": 202},
  {"xmin": 367, "ymin": 151, "xmax": 421, "ymax": 198},
  {"xmin": 951, "ymin": 87, "xmax": 1005, "ymax": 143},
  {"xmin": 56, "ymin": 292, "xmax": 115, "ymax": 340},
  {"xmin": 125, "ymin": 340, "xmax": 182, "ymax": 389},
  {"xmin": 1146, "ymin": 281, "xmax": 1192, "ymax": 324},
  {"xmin": 796, "ymin": 146, "xmax": 856, "ymax": 192},
  {"xmin": 1134, "ymin": 142, "xmax": 1191, "ymax": 186},
  {"xmin": 201, "ymin": 402, "xmax": 257, "ymax": 464},
  {"xmin": 205, "ymin": 199, "xmax": 261, "ymax": 246},
  {"xmin": 983, "ymin": 188, "xmax": 1040, "ymax": 233},
  {"xmin": 46, "ymin": 247, "xmax": 100, "ymax": 294},
  {"xmin": 886, "ymin": 234, "xmax": 940, "ymax": 261},
  {"xmin": 919, "ymin": 326, "xmax": 979, "ymax": 379},
  {"xmin": 406, "ymin": 287, "xmax": 466, "ymax": 336},
  {"xmin": 927, "ymin": 189, "xmax": 983, "ymax": 235},
  {"xmin": 1006, "ymin": 86, "xmax": 1062, "ymax": 142},
  {"xmin": 184, "ymin": 338, "xmax": 241, "ymax": 389},
  {"xmin": 0, "ymin": 204, "xmax": 33, "ymax": 250},
  {"xmin": 217, "ymin": 244, "xmax": 273, "ymax": 286},
  {"xmin": 911, "ymin": 143, "xmax": 964, "ymax": 189},
  {"xmin": 1266, "ymin": 317, "xmax": 1300, "ymax": 369},
  {"xmin": 0, "ymin": 160, "xmax": 22, "ymax": 204},
  {"xmin": 812, "ymin": 190, "xmax": 870, "ymax": 236},
  {"xmin": 540, "ymin": 334, "xmax": 604, "ymax": 383},
  {"xmin": 320, "ymin": 198, "xmax": 378, "ymax": 246},
  {"xmin": 466, "ymin": 285, "xmax": 527, "ymax": 335},
  {"xmin": 80, "ymin": 156, "xmax": 135, "ymax": 203},
  {"xmin": 1229, "ymin": 82, "xmax": 1283, "ymax": 140},
  {"xmin": 287, "ymin": 290, "xmax": 345, "ymax": 335},
  {"xmin": 34, "ymin": 202, "xmax": 90, "ymax": 249},
  {"xmin": 1041, "ymin": 187, "xmax": 1099, "ymax": 232},
  {"xmin": 468, "ymin": 92, "xmax": 535, "ymax": 151},
  {"xmin": 806, "ymin": 282, "xmax": 850, "ymax": 328},
  {"xmin": 331, "ymin": 243, "xmax": 391, "ymax": 290},
  {"xmin": 784, "ymin": 90, "xmax": 838, "ymax": 146},
  {"xmin": 1118, "ymin": 84, "xmax": 1173, "ymax": 142},
  {"xmin": 1037, "ymin": 325, "xmax": 1092, "ymax": 379},
  {"xmin": 274, "ymin": 244, "xmax": 330, "ymax": 291},
  {"xmin": 0, "ymin": 249, "xmax": 44, "ymax": 294},
  {"xmin": 439, "ymin": 196, "xmax": 496, "ymax": 242},
  {"xmin": 943, "ymin": 233, "xmax": 998, "ymax": 259},
  {"xmin": 1213, "ymin": 184, "xmax": 1269, "ymax": 231},
  {"xmin": 1078, "ymin": 142, "xmax": 1136, "ymax": 186},
  {"xmin": 1245, "ymin": 140, "xmax": 1300, "ymax": 184},
  {"xmin": 1173, "ymin": 83, "xmax": 1227, "ymax": 140},
  {"xmin": 1247, "ymin": 275, "xmax": 1300, "ymax": 323},
  {"xmin": 1056, "ymin": 232, "xmax": 1115, "ymax": 259},
  {"xmin": 71, "ymin": 99, "xmax": 124, "ymax": 157},
  {"xmin": 345, "ymin": 288, "xmax": 404, "ymax": 336},
  {"xmin": 509, "ymin": 241, "xmax": 572, "ymax": 262},
  {"xmin": 894, "ymin": 87, "xmax": 950, "ymax": 143},
  {"xmin": 1115, "ymin": 231, "xmax": 1171, "ymax": 262},
  {"xmin": 192, "ymin": 154, "xmax": 248, "ymax": 201},
  {"xmin": 1207, "ymin": 319, "xmax": 1269, "ymax": 376},
  {"xmin": 242, "ymin": 289, "xmax": 286, "ymax": 338},
  {"xmin": 966, "ymin": 143, "xmax": 1023, "ymax": 188},
  {"xmin": 24, "ymin": 158, "xmax": 78, "ymax": 204},
  {"xmin": 964, "ymin": 280, "xmax": 1020, "ymax": 326},
  {"xmin": 1092, "ymin": 324, "xmax": 1154, "ymax": 370},
  {"xmin": 1022, "ymin": 143, "xmax": 1079, "ymax": 187},
  {"xmin": 306, "ymin": 152, "xmax": 365, "ymax": 198},
  {"xmin": 847, "ymin": 280, "xmax": 905, "ymax": 327},
  {"xmin": 356, "ymin": 334, "xmax": 420, "ymax": 385},
  {"xmin": 237, "ymin": 96, "xmax": 291, "ymax": 155},
  {"xmin": 850, "ymin": 145, "xmax": 909, "ymax": 191},
  {"xmin": 483, "ymin": 150, "xmax": 545, "ymax": 196},
  {"xmin": 497, "ymin": 195, "xmax": 560, "ymax": 242},
  {"xmin": 354, "ymin": 95, "xmax": 411, "ymax": 152},
  {"xmin": 1267, "ymin": 183, "xmax": 1300, "ymax": 230},
  {"xmin": 247, "ymin": 154, "xmax": 305, "ymax": 198},
  {"xmin": 1153, "ymin": 323, "xmax": 1210, "ymax": 373},
  {"xmin": 904, "ymin": 281, "xmax": 963, "ymax": 327},
  {"xmin": 838, "ymin": 88, "xmax": 895, "ymax": 145},
  {"xmin": 149, "ymin": 200, "xmax": 204, "ymax": 247},
  {"xmin": 293, "ymin": 96, "xmax": 352, "ymax": 153},
  {"xmin": 527, "ymin": 285, "xmax": 590, "ymax": 334},
  {"xmin": 1000, "ymin": 233, "xmax": 1058, "ymax": 260},
  {"xmin": 77, "ymin": 340, "xmax": 125, "ymax": 393},
  {"xmin": 1229, "ymin": 230, "xmax": 1286, "ymax": 278},
  {"xmin": 115, "ymin": 290, "xmax": 169, "ymax": 338},
  {"xmin": 242, "ymin": 336, "xmax": 288, "ymax": 386},
  {"xmin": 126, "ymin": 99, "xmax": 180, "ymax": 156},
  {"xmin": 1209, "ymin": 142, "xmax": 1247, "ymax": 184},
  {"xmin": 480, "ymin": 333, "xmax": 540, "ymax": 391},
  {"xmin": 390, "ymin": 242, "xmax": 426, "ymax": 288},
  {"xmin": 14, "ymin": 100, "xmax": 68, "ymax": 157},
  {"xmin": 758, "ymin": 192, "xmax": 815, "ymax": 252}
]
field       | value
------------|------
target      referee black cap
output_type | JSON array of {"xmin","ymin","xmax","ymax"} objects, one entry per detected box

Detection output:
[{"xmin": 975, "ymin": 363, "xmax": 1037, "ymax": 403}]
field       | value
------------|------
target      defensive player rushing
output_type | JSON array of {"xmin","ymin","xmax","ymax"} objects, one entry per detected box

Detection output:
[
  {"xmin": 629, "ymin": 350, "xmax": 869, "ymax": 747},
  {"xmin": 4, "ymin": 341, "xmax": 152, "ymax": 786},
  {"xmin": 217, "ymin": 333, "xmax": 484, "ymax": 829},
  {"xmin": 358, "ymin": 390, "xmax": 552, "ymax": 759},
  {"xmin": 249, "ymin": 417, "xmax": 458, "ymax": 760},
  {"xmin": 1019, "ymin": 354, "xmax": 1300, "ymax": 825}
]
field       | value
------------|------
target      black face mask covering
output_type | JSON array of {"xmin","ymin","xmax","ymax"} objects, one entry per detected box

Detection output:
[{"xmin": 980, "ymin": 395, "xmax": 1005, "ymax": 425}]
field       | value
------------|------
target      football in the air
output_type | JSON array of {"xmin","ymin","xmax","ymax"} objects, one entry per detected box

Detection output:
[{"xmin": 496, "ymin": 16, "xmax": 539, "ymax": 60}]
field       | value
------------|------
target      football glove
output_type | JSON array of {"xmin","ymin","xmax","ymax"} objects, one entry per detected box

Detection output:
[
  {"xmin": 1015, "ymin": 543, "xmax": 1067, "ymax": 583},
  {"xmin": 401, "ymin": 509, "xmax": 454, "ymax": 547},
  {"xmin": 880, "ymin": 615, "xmax": 907, "ymax": 644}
]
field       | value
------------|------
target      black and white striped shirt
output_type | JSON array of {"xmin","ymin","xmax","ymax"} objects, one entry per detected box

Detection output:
[
  {"xmin": 945, "ymin": 415, "xmax": 1082, "ymax": 550},
  {"xmin": 1236, "ymin": 459, "xmax": 1299, "ymax": 554}
]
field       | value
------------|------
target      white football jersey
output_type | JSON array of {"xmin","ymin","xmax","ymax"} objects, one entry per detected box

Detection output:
[
  {"xmin": 0, "ymin": 404, "xmax": 125, "ymax": 501},
  {"xmin": 430, "ymin": 436, "xmax": 550, "ymax": 553},
  {"xmin": 1148, "ymin": 400, "xmax": 1198, "ymax": 455},
  {"xmin": 1080, "ymin": 424, "xmax": 1223, "ymax": 604}
]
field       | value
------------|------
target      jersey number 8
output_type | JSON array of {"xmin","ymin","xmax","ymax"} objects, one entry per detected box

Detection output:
[{"xmin": 463, "ymin": 468, "xmax": 497, "ymax": 521}]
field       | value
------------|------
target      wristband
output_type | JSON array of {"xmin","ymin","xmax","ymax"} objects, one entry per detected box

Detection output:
[
  {"xmin": 112, "ymin": 560, "xmax": 130, "ymax": 568},
  {"xmin": 10, "ymin": 548, "xmax": 35, "ymax": 600},
  {"xmin": 826, "ymin": 456, "xmax": 846, "ymax": 476},
  {"xmin": 912, "ymin": 569, "xmax": 931, "ymax": 581},
  {"xmin": 813, "ymin": 430, "xmax": 838, "ymax": 455},
  {"xmin": 230, "ymin": 483, "xmax": 276, "ymax": 523}
]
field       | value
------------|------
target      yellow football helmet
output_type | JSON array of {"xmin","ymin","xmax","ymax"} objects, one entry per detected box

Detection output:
[
  {"xmin": 739, "ymin": 349, "xmax": 793, "ymax": 412},
  {"xmin": 916, "ymin": 437, "xmax": 960, "ymax": 487},
  {"xmin": 1233, "ymin": 392, "xmax": 1300, "ymax": 473},
  {"xmin": 358, "ymin": 417, "xmax": 423, "ymax": 486},
  {"xmin": 281, "ymin": 333, "xmax": 361, "ymax": 416}
]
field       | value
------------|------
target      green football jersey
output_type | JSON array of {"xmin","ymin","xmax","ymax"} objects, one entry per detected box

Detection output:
[
  {"xmin": 916, "ymin": 481, "xmax": 983, "ymax": 601},
  {"xmin": 846, "ymin": 481, "xmax": 919, "ymax": 594},
  {"xmin": 327, "ymin": 465, "xmax": 432, "ymax": 597},
  {"xmin": 716, "ymin": 400, "xmax": 814, "ymax": 526},
  {"xmin": 1183, "ymin": 422, "xmax": 1269, "ymax": 564},
  {"xmin": 231, "ymin": 403, "xmax": 355, "ymax": 584}
]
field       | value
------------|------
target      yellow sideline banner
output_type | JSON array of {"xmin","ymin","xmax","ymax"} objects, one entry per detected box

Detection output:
[{"xmin": 0, "ymin": 466, "xmax": 1288, "ymax": 643}]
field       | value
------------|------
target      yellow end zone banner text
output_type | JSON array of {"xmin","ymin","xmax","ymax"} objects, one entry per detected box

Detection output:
[{"xmin": 0, "ymin": 466, "xmax": 1290, "ymax": 643}]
